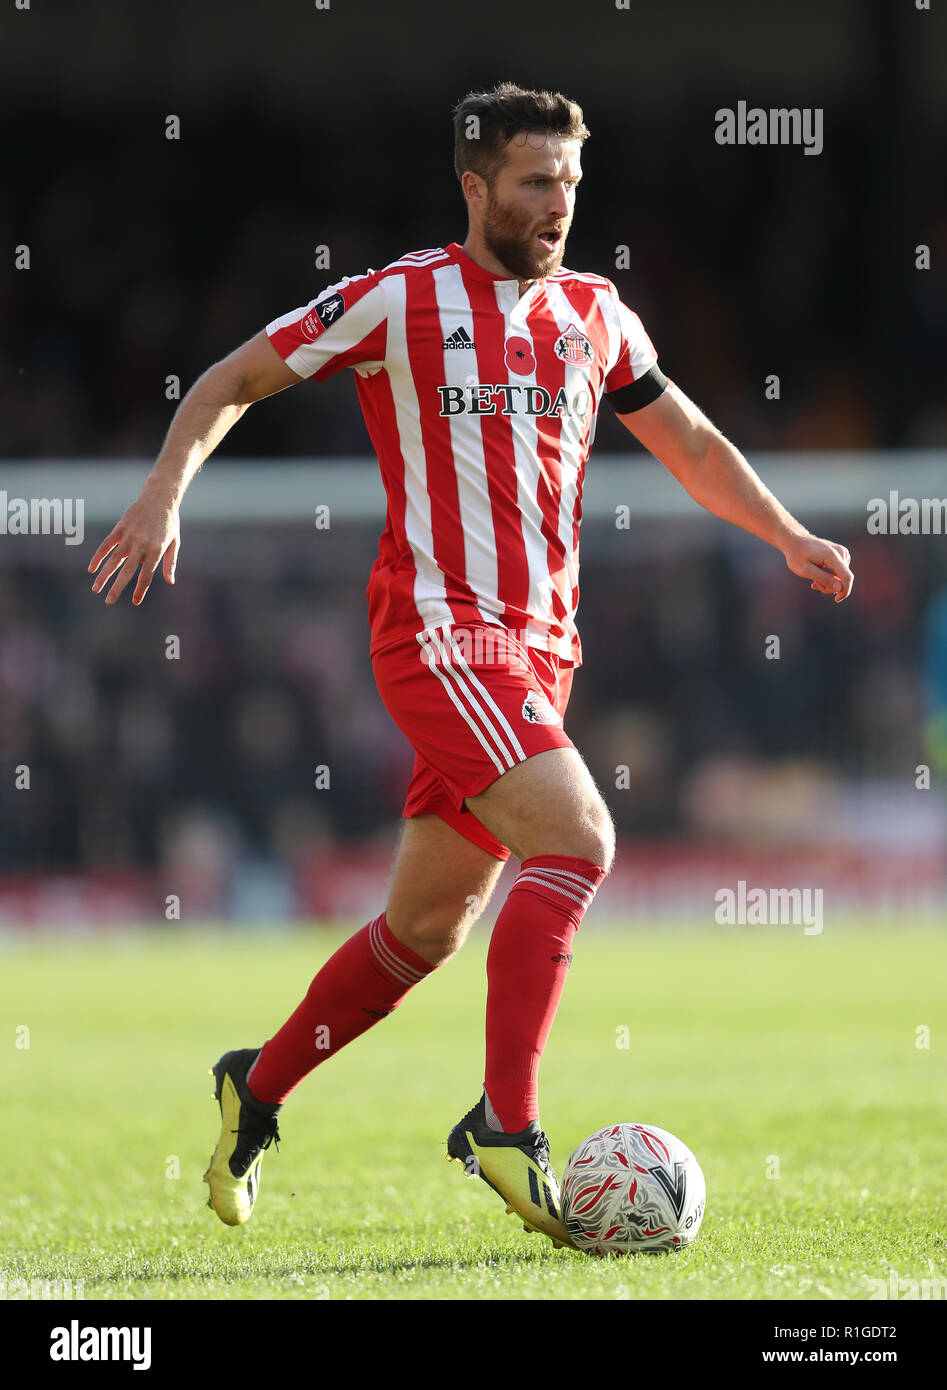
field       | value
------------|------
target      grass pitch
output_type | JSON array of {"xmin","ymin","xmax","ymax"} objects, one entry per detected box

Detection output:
[{"xmin": 1, "ymin": 920, "xmax": 945, "ymax": 1301}]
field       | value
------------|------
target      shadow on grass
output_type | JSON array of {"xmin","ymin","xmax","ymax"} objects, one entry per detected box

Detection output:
[
  {"xmin": 71, "ymin": 1241, "xmax": 575, "ymax": 1291},
  {"xmin": 318, "ymin": 1244, "xmax": 574, "ymax": 1278}
]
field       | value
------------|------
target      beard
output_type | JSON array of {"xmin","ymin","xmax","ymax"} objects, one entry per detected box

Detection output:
[{"xmin": 483, "ymin": 188, "xmax": 568, "ymax": 282}]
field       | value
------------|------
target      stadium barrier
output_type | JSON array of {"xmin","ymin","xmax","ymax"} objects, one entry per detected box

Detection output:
[
  {"xmin": 2, "ymin": 450, "xmax": 946, "ymax": 525},
  {"xmin": 1, "ymin": 842, "xmax": 943, "ymax": 931}
]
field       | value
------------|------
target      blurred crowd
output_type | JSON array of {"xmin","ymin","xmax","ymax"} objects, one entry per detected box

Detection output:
[
  {"xmin": 3, "ymin": 96, "xmax": 946, "ymax": 461},
  {"xmin": 3, "ymin": 83, "xmax": 946, "ymax": 894},
  {"xmin": 1, "ymin": 519, "xmax": 944, "ymax": 878}
]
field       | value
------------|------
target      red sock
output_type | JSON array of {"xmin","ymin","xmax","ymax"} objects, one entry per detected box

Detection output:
[
  {"xmin": 247, "ymin": 914, "xmax": 433, "ymax": 1104},
  {"xmin": 483, "ymin": 854, "xmax": 605, "ymax": 1132}
]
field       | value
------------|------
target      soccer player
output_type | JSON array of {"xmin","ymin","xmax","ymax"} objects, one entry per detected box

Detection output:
[{"xmin": 89, "ymin": 84, "xmax": 853, "ymax": 1247}]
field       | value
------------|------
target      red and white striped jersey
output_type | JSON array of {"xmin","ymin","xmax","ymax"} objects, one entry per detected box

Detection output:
[{"xmin": 266, "ymin": 242, "xmax": 665, "ymax": 664}]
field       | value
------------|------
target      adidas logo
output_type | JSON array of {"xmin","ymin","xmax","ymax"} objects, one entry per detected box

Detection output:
[
  {"xmin": 527, "ymin": 1167, "xmax": 560, "ymax": 1217},
  {"xmin": 442, "ymin": 326, "xmax": 475, "ymax": 350}
]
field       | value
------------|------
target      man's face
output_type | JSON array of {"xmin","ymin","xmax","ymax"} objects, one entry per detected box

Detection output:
[{"xmin": 481, "ymin": 133, "xmax": 582, "ymax": 282}]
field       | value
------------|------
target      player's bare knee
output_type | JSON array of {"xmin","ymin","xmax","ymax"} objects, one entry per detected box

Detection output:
[
  {"xmin": 596, "ymin": 817, "xmax": 616, "ymax": 874},
  {"xmin": 568, "ymin": 761, "xmax": 615, "ymax": 870},
  {"xmin": 386, "ymin": 906, "xmax": 473, "ymax": 965},
  {"xmin": 517, "ymin": 797, "xmax": 614, "ymax": 870},
  {"xmin": 581, "ymin": 798, "xmax": 615, "ymax": 873}
]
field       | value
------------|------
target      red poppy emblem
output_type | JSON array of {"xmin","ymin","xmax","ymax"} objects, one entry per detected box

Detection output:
[{"xmin": 504, "ymin": 336, "xmax": 535, "ymax": 375}]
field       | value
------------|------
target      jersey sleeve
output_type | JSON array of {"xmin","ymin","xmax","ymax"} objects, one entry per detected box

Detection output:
[
  {"xmin": 265, "ymin": 270, "xmax": 388, "ymax": 381},
  {"xmin": 602, "ymin": 288, "xmax": 668, "ymax": 414}
]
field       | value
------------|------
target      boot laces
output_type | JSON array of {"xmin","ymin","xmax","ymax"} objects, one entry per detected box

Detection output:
[
  {"xmin": 531, "ymin": 1131, "xmax": 551, "ymax": 1171},
  {"xmin": 232, "ymin": 1117, "xmax": 281, "ymax": 1155}
]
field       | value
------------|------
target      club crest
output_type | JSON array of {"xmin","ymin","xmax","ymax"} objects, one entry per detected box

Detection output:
[
  {"xmin": 521, "ymin": 690, "xmax": 562, "ymax": 725},
  {"xmin": 554, "ymin": 322, "xmax": 594, "ymax": 367}
]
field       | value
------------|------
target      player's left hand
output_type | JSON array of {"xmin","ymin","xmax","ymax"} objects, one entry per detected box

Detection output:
[{"xmin": 782, "ymin": 534, "xmax": 853, "ymax": 603}]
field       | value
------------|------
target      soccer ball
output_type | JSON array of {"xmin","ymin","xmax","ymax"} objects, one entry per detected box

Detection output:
[{"xmin": 561, "ymin": 1122, "xmax": 706, "ymax": 1256}]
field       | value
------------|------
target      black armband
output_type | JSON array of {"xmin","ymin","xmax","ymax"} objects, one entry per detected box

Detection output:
[{"xmin": 605, "ymin": 364, "xmax": 669, "ymax": 414}]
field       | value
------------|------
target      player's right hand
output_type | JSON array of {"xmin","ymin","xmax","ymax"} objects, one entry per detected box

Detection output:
[{"xmin": 88, "ymin": 487, "xmax": 181, "ymax": 606}]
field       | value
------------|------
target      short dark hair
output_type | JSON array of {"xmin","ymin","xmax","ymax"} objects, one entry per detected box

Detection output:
[{"xmin": 452, "ymin": 82, "xmax": 589, "ymax": 187}]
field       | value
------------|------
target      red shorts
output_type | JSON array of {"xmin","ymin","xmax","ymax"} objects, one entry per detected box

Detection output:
[{"xmin": 372, "ymin": 623, "xmax": 575, "ymax": 860}]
